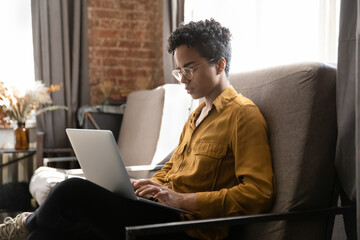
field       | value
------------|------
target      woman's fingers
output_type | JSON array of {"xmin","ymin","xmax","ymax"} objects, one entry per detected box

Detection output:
[
  {"xmin": 136, "ymin": 184, "xmax": 163, "ymax": 198},
  {"xmin": 132, "ymin": 179, "xmax": 177, "ymax": 204},
  {"xmin": 133, "ymin": 179, "xmax": 161, "ymax": 190}
]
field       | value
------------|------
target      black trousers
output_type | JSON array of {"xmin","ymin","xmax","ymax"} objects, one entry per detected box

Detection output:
[
  {"xmin": 340, "ymin": 190, "xmax": 357, "ymax": 240},
  {"xmin": 26, "ymin": 178, "xmax": 194, "ymax": 240}
]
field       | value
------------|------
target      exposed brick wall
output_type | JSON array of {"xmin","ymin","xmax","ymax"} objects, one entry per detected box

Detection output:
[{"xmin": 88, "ymin": 0, "xmax": 164, "ymax": 105}]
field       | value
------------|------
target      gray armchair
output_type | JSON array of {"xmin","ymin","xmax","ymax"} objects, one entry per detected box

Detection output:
[{"xmin": 125, "ymin": 62, "xmax": 350, "ymax": 239}]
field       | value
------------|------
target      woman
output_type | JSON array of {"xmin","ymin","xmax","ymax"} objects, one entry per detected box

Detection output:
[{"xmin": 0, "ymin": 19, "xmax": 274, "ymax": 240}]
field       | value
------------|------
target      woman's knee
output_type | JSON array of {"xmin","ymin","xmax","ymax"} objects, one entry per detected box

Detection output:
[
  {"xmin": 46, "ymin": 178, "xmax": 92, "ymax": 204},
  {"xmin": 52, "ymin": 177, "xmax": 86, "ymax": 193}
]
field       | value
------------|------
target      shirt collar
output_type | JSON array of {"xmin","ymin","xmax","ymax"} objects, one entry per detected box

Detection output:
[
  {"xmin": 212, "ymin": 85, "xmax": 238, "ymax": 113},
  {"xmin": 191, "ymin": 85, "xmax": 238, "ymax": 124}
]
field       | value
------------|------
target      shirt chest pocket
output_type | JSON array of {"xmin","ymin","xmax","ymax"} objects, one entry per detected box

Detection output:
[
  {"xmin": 192, "ymin": 142, "xmax": 227, "ymax": 187},
  {"xmin": 194, "ymin": 142, "xmax": 227, "ymax": 158}
]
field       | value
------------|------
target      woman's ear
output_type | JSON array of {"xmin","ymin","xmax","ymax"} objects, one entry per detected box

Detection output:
[{"xmin": 216, "ymin": 58, "xmax": 226, "ymax": 74}]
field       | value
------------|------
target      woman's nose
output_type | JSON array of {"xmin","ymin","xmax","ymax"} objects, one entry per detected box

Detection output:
[{"xmin": 180, "ymin": 75, "xmax": 189, "ymax": 84}]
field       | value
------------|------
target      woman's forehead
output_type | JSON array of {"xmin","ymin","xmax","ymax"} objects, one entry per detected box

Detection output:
[{"xmin": 174, "ymin": 45, "xmax": 202, "ymax": 67}]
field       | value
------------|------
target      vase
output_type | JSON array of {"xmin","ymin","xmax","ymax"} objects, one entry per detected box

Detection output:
[{"xmin": 14, "ymin": 122, "xmax": 29, "ymax": 150}]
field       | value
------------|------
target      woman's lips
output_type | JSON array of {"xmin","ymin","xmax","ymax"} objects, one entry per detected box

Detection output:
[{"xmin": 186, "ymin": 88, "xmax": 193, "ymax": 94}]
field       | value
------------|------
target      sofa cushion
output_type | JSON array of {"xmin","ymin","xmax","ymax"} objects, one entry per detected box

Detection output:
[{"xmin": 29, "ymin": 166, "xmax": 85, "ymax": 205}]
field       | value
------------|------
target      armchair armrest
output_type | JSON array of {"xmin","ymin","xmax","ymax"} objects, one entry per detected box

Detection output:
[
  {"xmin": 43, "ymin": 156, "xmax": 78, "ymax": 166},
  {"xmin": 125, "ymin": 164, "xmax": 165, "ymax": 172},
  {"xmin": 63, "ymin": 168, "xmax": 85, "ymax": 179},
  {"xmin": 36, "ymin": 164, "xmax": 165, "ymax": 180},
  {"xmin": 125, "ymin": 206, "xmax": 354, "ymax": 240},
  {"xmin": 125, "ymin": 164, "xmax": 165, "ymax": 179}
]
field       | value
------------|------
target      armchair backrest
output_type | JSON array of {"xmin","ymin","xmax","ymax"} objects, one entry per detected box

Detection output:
[
  {"xmin": 229, "ymin": 62, "xmax": 337, "ymax": 239},
  {"xmin": 117, "ymin": 84, "xmax": 198, "ymax": 179}
]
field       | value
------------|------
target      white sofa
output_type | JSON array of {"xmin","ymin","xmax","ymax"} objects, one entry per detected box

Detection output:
[{"xmin": 30, "ymin": 83, "xmax": 198, "ymax": 205}]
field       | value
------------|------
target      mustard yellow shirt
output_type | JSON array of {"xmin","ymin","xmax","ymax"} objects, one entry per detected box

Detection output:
[{"xmin": 151, "ymin": 86, "xmax": 275, "ymax": 239}]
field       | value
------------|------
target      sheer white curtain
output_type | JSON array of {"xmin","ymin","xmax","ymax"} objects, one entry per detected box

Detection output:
[
  {"xmin": 0, "ymin": 0, "xmax": 35, "ymax": 90},
  {"xmin": 185, "ymin": 0, "xmax": 340, "ymax": 73}
]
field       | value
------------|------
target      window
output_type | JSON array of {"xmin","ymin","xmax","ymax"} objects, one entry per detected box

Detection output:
[
  {"xmin": 185, "ymin": 0, "xmax": 340, "ymax": 74},
  {"xmin": 0, "ymin": 0, "xmax": 35, "ymax": 90}
]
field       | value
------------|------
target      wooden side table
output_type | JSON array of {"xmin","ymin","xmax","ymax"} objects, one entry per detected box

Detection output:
[{"xmin": 0, "ymin": 148, "xmax": 36, "ymax": 185}]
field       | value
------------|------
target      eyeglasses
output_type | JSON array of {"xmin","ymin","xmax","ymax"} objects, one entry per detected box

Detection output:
[{"xmin": 172, "ymin": 58, "xmax": 215, "ymax": 81}]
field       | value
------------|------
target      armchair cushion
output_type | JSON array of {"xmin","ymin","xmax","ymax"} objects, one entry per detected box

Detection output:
[
  {"xmin": 29, "ymin": 167, "xmax": 69, "ymax": 205},
  {"xmin": 227, "ymin": 62, "xmax": 337, "ymax": 239}
]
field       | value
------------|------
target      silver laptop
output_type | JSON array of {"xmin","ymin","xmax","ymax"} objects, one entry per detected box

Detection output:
[{"xmin": 66, "ymin": 128, "xmax": 192, "ymax": 215}]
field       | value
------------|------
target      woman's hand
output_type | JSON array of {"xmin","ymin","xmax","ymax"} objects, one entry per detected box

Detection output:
[{"xmin": 131, "ymin": 179, "xmax": 198, "ymax": 211}]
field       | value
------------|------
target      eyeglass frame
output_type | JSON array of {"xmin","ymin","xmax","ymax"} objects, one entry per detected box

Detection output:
[{"xmin": 172, "ymin": 58, "xmax": 216, "ymax": 81}]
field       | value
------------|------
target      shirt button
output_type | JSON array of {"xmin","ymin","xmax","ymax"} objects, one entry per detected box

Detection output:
[{"xmin": 187, "ymin": 148, "xmax": 191, "ymax": 153}]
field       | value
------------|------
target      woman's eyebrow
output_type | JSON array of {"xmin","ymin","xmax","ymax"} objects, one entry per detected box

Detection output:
[
  {"xmin": 183, "ymin": 61, "xmax": 196, "ymax": 68},
  {"xmin": 176, "ymin": 61, "xmax": 196, "ymax": 69}
]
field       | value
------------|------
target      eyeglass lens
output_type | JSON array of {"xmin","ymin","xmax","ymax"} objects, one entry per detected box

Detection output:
[{"xmin": 173, "ymin": 69, "xmax": 191, "ymax": 81}]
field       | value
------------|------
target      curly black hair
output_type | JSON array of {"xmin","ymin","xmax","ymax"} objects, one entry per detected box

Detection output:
[{"xmin": 168, "ymin": 19, "xmax": 232, "ymax": 76}]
